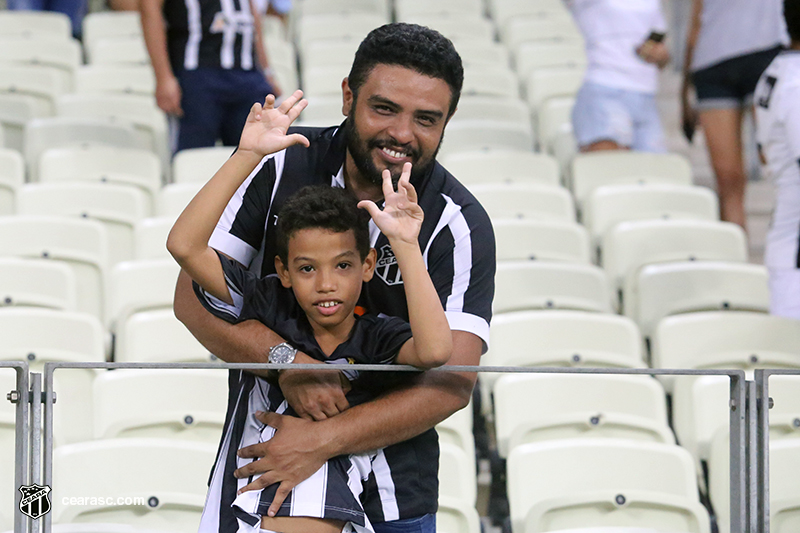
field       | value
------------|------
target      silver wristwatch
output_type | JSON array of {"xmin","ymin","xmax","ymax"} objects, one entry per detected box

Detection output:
[{"xmin": 268, "ymin": 342, "xmax": 297, "ymax": 364}]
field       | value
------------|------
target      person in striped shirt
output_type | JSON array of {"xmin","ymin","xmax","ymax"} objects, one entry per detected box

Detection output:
[{"xmin": 167, "ymin": 91, "xmax": 453, "ymax": 533}]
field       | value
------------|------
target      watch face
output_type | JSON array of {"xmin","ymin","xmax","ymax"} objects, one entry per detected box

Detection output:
[{"xmin": 270, "ymin": 344, "xmax": 295, "ymax": 364}]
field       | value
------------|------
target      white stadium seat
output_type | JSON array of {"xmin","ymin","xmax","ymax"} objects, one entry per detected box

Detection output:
[
  {"xmin": 502, "ymin": 16, "xmax": 582, "ymax": 50},
  {"xmin": 441, "ymin": 151, "xmax": 560, "ymax": 187},
  {"xmin": 0, "ymin": 257, "xmax": 77, "ymax": 311},
  {"xmin": 439, "ymin": 120, "xmax": 534, "ymax": 158},
  {"xmin": 93, "ymin": 369, "xmax": 228, "ymax": 442},
  {"xmin": 52, "ymin": 439, "xmax": 216, "ymax": 531},
  {"xmin": 0, "ymin": 216, "xmax": 109, "ymax": 319},
  {"xmin": 296, "ymin": 96, "xmax": 344, "ymax": 127},
  {"xmin": 172, "ymin": 147, "xmax": 234, "ymax": 184},
  {"xmin": 301, "ymin": 65, "xmax": 350, "ymax": 98},
  {"xmin": 438, "ymin": 442, "xmax": 477, "ymax": 505},
  {"xmin": 0, "ymin": 37, "xmax": 81, "ymax": 89},
  {"xmin": 494, "ymin": 262, "xmax": 612, "ymax": 314},
  {"xmin": 39, "ymin": 145, "xmax": 162, "ymax": 207},
  {"xmin": 0, "ymin": 307, "xmax": 105, "ymax": 444},
  {"xmin": 494, "ymin": 374, "xmax": 673, "ymax": 458},
  {"xmin": 630, "ymin": 261, "xmax": 769, "ymax": 338},
  {"xmin": 297, "ymin": 13, "xmax": 387, "ymax": 55},
  {"xmin": 404, "ymin": 15, "xmax": 495, "ymax": 44},
  {"xmin": 494, "ymin": 219, "xmax": 590, "ymax": 263},
  {"xmin": 90, "ymin": 37, "xmax": 149, "ymax": 66},
  {"xmin": 75, "ymin": 65, "xmax": 156, "ymax": 97},
  {"xmin": 0, "ymin": 92, "xmax": 53, "ymax": 153},
  {"xmin": 395, "ymin": 0, "xmax": 483, "ymax": 19},
  {"xmin": 436, "ymin": 405, "xmax": 475, "ymax": 464},
  {"xmin": 571, "ymin": 152, "xmax": 693, "ymax": 207},
  {"xmin": 115, "ymin": 309, "xmax": 214, "ymax": 363},
  {"xmin": 134, "ymin": 217, "xmax": 175, "ymax": 260},
  {"xmin": 0, "ymin": 64, "xmax": 65, "ymax": 115},
  {"xmin": 0, "ymin": 11, "xmax": 72, "ymax": 40},
  {"xmin": 0, "ymin": 148, "xmax": 23, "ymax": 215},
  {"xmin": 461, "ymin": 65, "xmax": 520, "ymax": 99},
  {"xmin": 157, "ymin": 183, "xmax": 203, "ymax": 217},
  {"xmin": 82, "ymin": 12, "xmax": 142, "ymax": 62},
  {"xmin": 524, "ymin": 67, "xmax": 583, "ymax": 111},
  {"xmin": 107, "ymin": 259, "xmax": 179, "ymax": 332},
  {"xmin": 24, "ymin": 117, "xmax": 148, "ymax": 181},
  {"xmin": 436, "ymin": 496, "xmax": 481, "ymax": 533},
  {"xmin": 508, "ymin": 439, "xmax": 710, "ymax": 533},
  {"xmin": 514, "ymin": 41, "xmax": 586, "ymax": 79},
  {"xmin": 449, "ymin": 96, "xmax": 531, "ymax": 127},
  {"xmin": 453, "ymin": 41, "xmax": 510, "ymax": 68},
  {"xmin": 537, "ymin": 96, "xmax": 575, "ymax": 153}
]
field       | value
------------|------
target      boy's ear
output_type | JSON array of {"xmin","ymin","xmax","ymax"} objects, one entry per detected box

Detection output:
[
  {"xmin": 362, "ymin": 248, "xmax": 377, "ymax": 282},
  {"xmin": 274, "ymin": 256, "xmax": 292, "ymax": 288}
]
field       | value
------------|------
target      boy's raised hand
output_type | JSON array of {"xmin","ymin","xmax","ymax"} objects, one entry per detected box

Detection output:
[
  {"xmin": 239, "ymin": 90, "xmax": 310, "ymax": 157},
  {"xmin": 358, "ymin": 162, "xmax": 423, "ymax": 245}
]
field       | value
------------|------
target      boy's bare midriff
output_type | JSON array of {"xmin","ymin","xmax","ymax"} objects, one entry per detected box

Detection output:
[{"xmin": 260, "ymin": 515, "xmax": 346, "ymax": 533}]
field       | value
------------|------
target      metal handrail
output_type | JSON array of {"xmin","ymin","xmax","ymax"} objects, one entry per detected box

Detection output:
[
  {"xmin": 29, "ymin": 362, "xmax": 756, "ymax": 533},
  {"xmin": 1, "ymin": 361, "xmax": 29, "ymax": 533}
]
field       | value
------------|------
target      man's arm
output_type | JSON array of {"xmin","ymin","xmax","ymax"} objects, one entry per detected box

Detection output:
[
  {"xmin": 139, "ymin": 0, "xmax": 182, "ymax": 116},
  {"xmin": 250, "ymin": 1, "xmax": 282, "ymax": 96},
  {"xmin": 234, "ymin": 330, "xmax": 481, "ymax": 516}
]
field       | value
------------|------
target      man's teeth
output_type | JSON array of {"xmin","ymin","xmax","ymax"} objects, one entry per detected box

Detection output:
[
  {"xmin": 318, "ymin": 301, "xmax": 338, "ymax": 308},
  {"xmin": 382, "ymin": 148, "xmax": 407, "ymax": 159}
]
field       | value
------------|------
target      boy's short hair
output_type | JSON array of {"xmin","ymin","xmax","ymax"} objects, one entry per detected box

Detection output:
[
  {"xmin": 347, "ymin": 22, "xmax": 464, "ymax": 118},
  {"xmin": 276, "ymin": 186, "xmax": 371, "ymax": 264},
  {"xmin": 786, "ymin": 0, "xmax": 800, "ymax": 42}
]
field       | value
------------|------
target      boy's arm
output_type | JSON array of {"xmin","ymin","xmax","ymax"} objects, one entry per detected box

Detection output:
[
  {"xmin": 357, "ymin": 163, "xmax": 452, "ymax": 368},
  {"xmin": 167, "ymin": 92, "xmax": 309, "ymax": 302}
]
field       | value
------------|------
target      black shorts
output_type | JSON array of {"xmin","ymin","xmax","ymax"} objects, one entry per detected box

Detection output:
[{"xmin": 692, "ymin": 45, "xmax": 783, "ymax": 110}]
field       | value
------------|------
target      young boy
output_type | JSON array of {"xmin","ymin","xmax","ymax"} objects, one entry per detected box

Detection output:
[{"xmin": 167, "ymin": 91, "xmax": 453, "ymax": 533}]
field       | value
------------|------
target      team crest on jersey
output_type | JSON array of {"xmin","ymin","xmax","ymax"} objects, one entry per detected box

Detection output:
[
  {"xmin": 210, "ymin": 11, "xmax": 251, "ymax": 33},
  {"xmin": 19, "ymin": 484, "xmax": 51, "ymax": 519},
  {"xmin": 375, "ymin": 244, "xmax": 403, "ymax": 286}
]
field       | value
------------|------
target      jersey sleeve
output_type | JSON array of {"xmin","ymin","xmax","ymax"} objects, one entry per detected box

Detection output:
[
  {"xmin": 783, "ymin": 81, "xmax": 800, "ymax": 161},
  {"xmin": 208, "ymin": 152, "xmax": 281, "ymax": 266},
  {"xmin": 426, "ymin": 200, "xmax": 495, "ymax": 353},
  {"xmin": 193, "ymin": 251, "xmax": 282, "ymax": 325},
  {"xmin": 364, "ymin": 316, "xmax": 413, "ymax": 365}
]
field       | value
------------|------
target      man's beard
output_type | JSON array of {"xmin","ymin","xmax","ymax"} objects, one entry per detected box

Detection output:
[{"xmin": 343, "ymin": 112, "xmax": 442, "ymax": 188}]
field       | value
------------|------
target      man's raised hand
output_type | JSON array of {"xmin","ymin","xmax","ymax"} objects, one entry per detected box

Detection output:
[
  {"xmin": 239, "ymin": 90, "xmax": 310, "ymax": 157},
  {"xmin": 358, "ymin": 162, "xmax": 423, "ymax": 246}
]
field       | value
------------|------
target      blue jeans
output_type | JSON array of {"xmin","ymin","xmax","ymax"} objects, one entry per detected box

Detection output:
[{"xmin": 373, "ymin": 514, "xmax": 436, "ymax": 533}]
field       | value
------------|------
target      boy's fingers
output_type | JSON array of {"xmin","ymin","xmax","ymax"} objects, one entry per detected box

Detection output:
[
  {"xmin": 286, "ymin": 133, "xmax": 310, "ymax": 148},
  {"xmin": 286, "ymin": 98, "xmax": 309, "ymax": 123},
  {"xmin": 277, "ymin": 89, "xmax": 305, "ymax": 114},
  {"xmin": 357, "ymin": 199, "xmax": 381, "ymax": 218}
]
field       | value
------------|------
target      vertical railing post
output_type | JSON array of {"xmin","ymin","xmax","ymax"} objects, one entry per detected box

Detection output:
[
  {"xmin": 729, "ymin": 372, "xmax": 747, "ymax": 533},
  {"xmin": 28, "ymin": 373, "xmax": 42, "ymax": 533},
  {"xmin": 8, "ymin": 363, "xmax": 30, "ymax": 533},
  {"xmin": 42, "ymin": 365, "xmax": 55, "ymax": 533},
  {"xmin": 754, "ymin": 370, "xmax": 771, "ymax": 533}
]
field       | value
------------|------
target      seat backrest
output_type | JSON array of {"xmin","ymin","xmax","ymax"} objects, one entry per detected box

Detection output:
[
  {"xmin": 524, "ymin": 66, "xmax": 583, "ymax": 110},
  {"xmin": 442, "ymin": 150, "xmax": 560, "ymax": 187},
  {"xmin": 89, "ymin": 37, "xmax": 149, "ymax": 66},
  {"xmin": 134, "ymin": 217, "xmax": 175, "ymax": 260},
  {"xmin": 438, "ymin": 442, "xmax": 477, "ymax": 505},
  {"xmin": 0, "ymin": 37, "xmax": 81, "ymax": 87},
  {"xmin": 296, "ymin": 96, "xmax": 344, "ymax": 127},
  {"xmin": 571, "ymin": 152, "xmax": 693, "ymax": 206},
  {"xmin": 494, "ymin": 219, "xmax": 590, "ymax": 263},
  {"xmin": 23, "ymin": 117, "xmax": 147, "ymax": 181},
  {"xmin": 449, "ymin": 96, "xmax": 531, "ymax": 127},
  {"xmin": 0, "ymin": 92, "xmax": 52, "ymax": 152},
  {"xmin": 173, "ymin": 147, "xmax": 235, "ymax": 184},
  {"xmin": 632, "ymin": 261, "xmax": 770, "ymax": 337},
  {"xmin": 302, "ymin": 64, "xmax": 351, "ymax": 98},
  {"xmin": 0, "ymin": 148, "xmax": 24, "ymax": 215},
  {"xmin": 0, "ymin": 307, "xmax": 105, "ymax": 363},
  {"xmin": 0, "ymin": 215, "xmax": 109, "ymax": 318},
  {"xmin": 157, "ymin": 182, "xmax": 203, "ymax": 217},
  {"xmin": 439, "ymin": 120, "xmax": 534, "ymax": 158},
  {"xmin": 92, "ymin": 368, "xmax": 228, "ymax": 441},
  {"xmin": 468, "ymin": 183, "xmax": 575, "ymax": 222},
  {"xmin": 0, "ymin": 257, "xmax": 77, "ymax": 311},
  {"xmin": 508, "ymin": 439, "xmax": 709, "ymax": 533},
  {"xmin": 652, "ymin": 311, "xmax": 800, "ymax": 372},
  {"xmin": 537, "ymin": 96, "xmax": 575, "ymax": 150},
  {"xmin": 436, "ymin": 496, "xmax": 481, "ymax": 533},
  {"xmin": 74, "ymin": 65, "xmax": 155, "ymax": 97},
  {"xmin": 461, "ymin": 65, "xmax": 520, "ymax": 99},
  {"xmin": 503, "ymin": 16, "xmax": 582, "ymax": 50},
  {"xmin": 302, "ymin": 39, "xmax": 360, "ymax": 70},
  {"xmin": 494, "ymin": 374, "xmax": 672, "ymax": 457},
  {"xmin": 18, "ymin": 183, "xmax": 150, "ymax": 266},
  {"xmin": 395, "ymin": 0, "xmax": 483, "ymax": 18},
  {"xmin": 436, "ymin": 404, "xmax": 475, "ymax": 462},
  {"xmin": 0, "ymin": 64, "xmax": 65, "ymax": 114},
  {"xmin": 490, "ymin": 0, "xmax": 570, "ymax": 30},
  {"xmin": 494, "ymin": 262, "xmax": 612, "ymax": 314},
  {"xmin": 39, "ymin": 144, "xmax": 161, "ymax": 204},
  {"xmin": 297, "ymin": 13, "xmax": 387, "ymax": 53},
  {"xmin": 403, "ymin": 14, "xmax": 495, "ymax": 43},
  {"xmin": 82, "ymin": 11, "xmax": 142, "ymax": 61},
  {"xmin": 52, "ymin": 438, "xmax": 216, "ymax": 528},
  {"xmin": 452, "ymin": 41, "xmax": 510, "ymax": 67},
  {"xmin": 514, "ymin": 41, "xmax": 586, "ymax": 79},
  {"xmin": 585, "ymin": 184, "xmax": 718, "ymax": 246},
  {"xmin": 108, "ymin": 259, "xmax": 179, "ymax": 331},
  {"xmin": 603, "ymin": 219, "xmax": 748, "ymax": 293},
  {"xmin": 114, "ymin": 308, "xmax": 214, "ymax": 363},
  {"xmin": 0, "ymin": 11, "xmax": 72, "ymax": 39}
]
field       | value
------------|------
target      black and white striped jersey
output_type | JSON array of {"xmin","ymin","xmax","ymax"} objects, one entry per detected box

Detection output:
[
  {"xmin": 194, "ymin": 253, "xmax": 414, "ymax": 533},
  {"xmin": 207, "ymin": 124, "xmax": 496, "ymax": 524},
  {"xmin": 163, "ymin": 0, "xmax": 258, "ymax": 71}
]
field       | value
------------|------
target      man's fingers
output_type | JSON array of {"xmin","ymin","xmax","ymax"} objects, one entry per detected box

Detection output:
[
  {"xmin": 381, "ymin": 168, "xmax": 395, "ymax": 197},
  {"xmin": 234, "ymin": 457, "xmax": 265, "ymax": 478},
  {"xmin": 254, "ymin": 410, "xmax": 283, "ymax": 429},
  {"xmin": 267, "ymin": 483, "xmax": 294, "ymax": 517},
  {"xmin": 334, "ymin": 393, "xmax": 350, "ymax": 413},
  {"xmin": 306, "ymin": 406, "xmax": 329, "ymax": 421},
  {"xmin": 236, "ymin": 471, "xmax": 281, "ymax": 495}
]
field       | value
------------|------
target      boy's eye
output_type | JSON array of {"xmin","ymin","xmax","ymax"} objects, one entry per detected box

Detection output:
[
  {"xmin": 337, "ymin": 262, "xmax": 352, "ymax": 269},
  {"xmin": 299, "ymin": 265, "xmax": 313, "ymax": 273}
]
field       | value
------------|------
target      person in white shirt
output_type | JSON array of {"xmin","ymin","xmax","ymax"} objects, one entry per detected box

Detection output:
[
  {"xmin": 566, "ymin": 0, "xmax": 670, "ymax": 152},
  {"xmin": 755, "ymin": 0, "xmax": 800, "ymax": 319}
]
